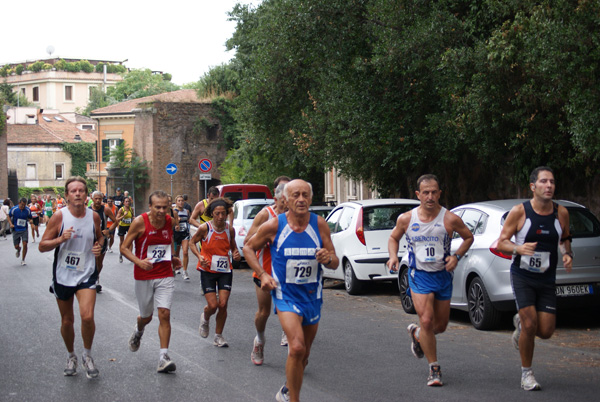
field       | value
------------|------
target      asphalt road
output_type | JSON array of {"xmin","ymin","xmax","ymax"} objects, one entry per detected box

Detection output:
[{"xmin": 1, "ymin": 225, "xmax": 599, "ymax": 401}]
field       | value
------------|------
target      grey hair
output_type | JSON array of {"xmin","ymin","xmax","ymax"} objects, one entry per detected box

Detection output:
[
  {"xmin": 274, "ymin": 182, "xmax": 286, "ymax": 199},
  {"xmin": 283, "ymin": 180, "xmax": 313, "ymax": 199},
  {"xmin": 92, "ymin": 191, "xmax": 103, "ymax": 198}
]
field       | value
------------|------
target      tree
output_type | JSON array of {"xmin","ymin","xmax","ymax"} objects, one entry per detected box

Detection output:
[
  {"xmin": 0, "ymin": 81, "xmax": 30, "ymax": 107},
  {"xmin": 78, "ymin": 87, "xmax": 116, "ymax": 116},
  {"xmin": 106, "ymin": 68, "xmax": 180, "ymax": 102},
  {"xmin": 108, "ymin": 142, "xmax": 150, "ymax": 192}
]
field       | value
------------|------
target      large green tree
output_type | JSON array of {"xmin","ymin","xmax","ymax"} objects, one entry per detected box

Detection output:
[{"xmin": 224, "ymin": 0, "xmax": 600, "ymax": 206}]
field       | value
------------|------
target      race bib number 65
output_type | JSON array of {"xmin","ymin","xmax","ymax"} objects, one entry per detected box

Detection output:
[
  {"xmin": 519, "ymin": 251, "xmax": 550, "ymax": 273},
  {"xmin": 285, "ymin": 259, "xmax": 318, "ymax": 285}
]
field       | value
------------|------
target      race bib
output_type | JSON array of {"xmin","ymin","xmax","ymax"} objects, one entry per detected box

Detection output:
[
  {"xmin": 115, "ymin": 200, "xmax": 122, "ymax": 206},
  {"xmin": 519, "ymin": 251, "xmax": 550, "ymax": 273},
  {"xmin": 415, "ymin": 242, "xmax": 444, "ymax": 264},
  {"xmin": 64, "ymin": 251, "xmax": 85, "ymax": 271},
  {"xmin": 178, "ymin": 222, "xmax": 189, "ymax": 232},
  {"xmin": 17, "ymin": 218, "xmax": 26, "ymax": 227},
  {"xmin": 45, "ymin": 206, "xmax": 52, "ymax": 211},
  {"xmin": 31, "ymin": 212, "xmax": 38, "ymax": 218},
  {"xmin": 147, "ymin": 244, "xmax": 171, "ymax": 264},
  {"xmin": 122, "ymin": 218, "xmax": 132, "ymax": 224},
  {"xmin": 285, "ymin": 259, "xmax": 319, "ymax": 285},
  {"xmin": 211, "ymin": 255, "xmax": 231, "ymax": 273}
]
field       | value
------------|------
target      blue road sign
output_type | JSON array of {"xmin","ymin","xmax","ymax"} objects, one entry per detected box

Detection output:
[{"xmin": 166, "ymin": 163, "xmax": 178, "ymax": 175}]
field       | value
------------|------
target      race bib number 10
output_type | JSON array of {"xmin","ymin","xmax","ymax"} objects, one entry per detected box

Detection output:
[
  {"xmin": 147, "ymin": 244, "xmax": 171, "ymax": 264},
  {"xmin": 286, "ymin": 259, "xmax": 318, "ymax": 285},
  {"xmin": 416, "ymin": 242, "xmax": 443, "ymax": 264}
]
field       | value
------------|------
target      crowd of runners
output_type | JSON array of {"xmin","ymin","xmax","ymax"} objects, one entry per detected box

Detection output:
[{"xmin": 1, "ymin": 165, "xmax": 574, "ymax": 401}]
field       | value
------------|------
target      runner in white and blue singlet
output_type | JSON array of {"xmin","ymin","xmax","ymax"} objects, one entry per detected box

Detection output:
[
  {"xmin": 388, "ymin": 174, "xmax": 473, "ymax": 388},
  {"xmin": 244, "ymin": 179, "xmax": 338, "ymax": 402}
]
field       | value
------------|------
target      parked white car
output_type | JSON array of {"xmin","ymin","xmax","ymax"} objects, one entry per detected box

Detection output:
[
  {"xmin": 324, "ymin": 199, "xmax": 419, "ymax": 294},
  {"xmin": 231, "ymin": 199, "xmax": 273, "ymax": 263},
  {"xmin": 398, "ymin": 199, "xmax": 600, "ymax": 330}
]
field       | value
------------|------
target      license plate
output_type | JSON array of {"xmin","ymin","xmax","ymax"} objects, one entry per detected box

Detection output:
[{"xmin": 555, "ymin": 284, "xmax": 592, "ymax": 297}]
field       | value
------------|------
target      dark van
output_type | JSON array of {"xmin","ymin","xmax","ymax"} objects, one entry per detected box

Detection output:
[{"xmin": 217, "ymin": 184, "xmax": 273, "ymax": 202}]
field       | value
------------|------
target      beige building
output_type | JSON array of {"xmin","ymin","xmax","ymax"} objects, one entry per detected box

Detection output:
[
  {"xmin": 2, "ymin": 58, "xmax": 124, "ymax": 113},
  {"xmin": 324, "ymin": 167, "xmax": 379, "ymax": 205},
  {"xmin": 7, "ymin": 107, "xmax": 97, "ymax": 190}
]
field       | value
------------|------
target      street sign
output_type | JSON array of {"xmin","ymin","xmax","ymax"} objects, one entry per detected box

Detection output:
[
  {"xmin": 199, "ymin": 173, "xmax": 212, "ymax": 180},
  {"xmin": 166, "ymin": 163, "xmax": 178, "ymax": 175},
  {"xmin": 198, "ymin": 158, "xmax": 212, "ymax": 172}
]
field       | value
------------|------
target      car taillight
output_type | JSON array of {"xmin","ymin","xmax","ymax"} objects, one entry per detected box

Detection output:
[
  {"xmin": 489, "ymin": 239, "xmax": 511, "ymax": 260},
  {"xmin": 238, "ymin": 226, "xmax": 246, "ymax": 236},
  {"xmin": 356, "ymin": 208, "xmax": 366, "ymax": 245}
]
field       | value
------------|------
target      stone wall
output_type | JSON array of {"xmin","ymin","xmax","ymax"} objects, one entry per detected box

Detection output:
[{"xmin": 133, "ymin": 101, "xmax": 227, "ymax": 211}]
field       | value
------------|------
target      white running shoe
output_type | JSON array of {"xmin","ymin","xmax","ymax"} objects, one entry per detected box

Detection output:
[
  {"xmin": 199, "ymin": 313, "xmax": 209, "ymax": 338},
  {"xmin": 427, "ymin": 365, "xmax": 443, "ymax": 386},
  {"xmin": 157, "ymin": 354, "xmax": 176, "ymax": 373},
  {"xmin": 183, "ymin": 271, "xmax": 190, "ymax": 281},
  {"xmin": 251, "ymin": 337, "xmax": 264, "ymax": 365},
  {"xmin": 280, "ymin": 331, "xmax": 288, "ymax": 347},
  {"xmin": 214, "ymin": 334, "xmax": 229, "ymax": 348},
  {"xmin": 108, "ymin": 248, "xmax": 113, "ymax": 253},
  {"xmin": 64, "ymin": 355, "xmax": 78, "ymax": 376},
  {"xmin": 275, "ymin": 385, "xmax": 290, "ymax": 402},
  {"xmin": 82, "ymin": 355, "xmax": 99, "ymax": 379},
  {"xmin": 521, "ymin": 370, "xmax": 541, "ymax": 391},
  {"xmin": 512, "ymin": 313, "xmax": 521, "ymax": 350},
  {"xmin": 21, "ymin": 260, "xmax": 26, "ymax": 266}
]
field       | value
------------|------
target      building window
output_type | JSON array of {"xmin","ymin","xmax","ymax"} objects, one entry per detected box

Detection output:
[
  {"xmin": 33, "ymin": 86, "xmax": 39, "ymax": 102},
  {"xmin": 81, "ymin": 124, "xmax": 93, "ymax": 130},
  {"xmin": 88, "ymin": 85, "xmax": 97, "ymax": 100},
  {"xmin": 21, "ymin": 88, "xmax": 26, "ymax": 96},
  {"xmin": 347, "ymin": 178, "xmax": 358, "ymax": 198},
  {"xmin": 65, "ymin": 85, "xmax": 73, "ymax": 101},
  {"xmin": 55, "ymin": 163, "xmax": 65, "ymax": 180},
  {"xmin": 26, "ymin": 164, "xmax": 37, "ymax": 180},
  {"xmin": 102, "ymin": 138, "xmax": 124, "ymax": 162}
]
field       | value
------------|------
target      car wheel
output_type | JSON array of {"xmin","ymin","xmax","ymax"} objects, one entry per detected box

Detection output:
[
  {"xmin": 398, "ymin": 267, "xmax": 416, "ymax": 314},
  {"xmin": 344, "ymin": 260, "xmax": 364, "ymax": 295},
  {"xmin": 467, "ymin": 276, "xmax": 502, "ymax": 330}
]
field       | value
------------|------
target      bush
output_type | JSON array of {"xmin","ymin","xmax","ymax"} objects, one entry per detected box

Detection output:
[
  {"xmin": 80, "ymin": 60, "xmax": 94, "ymax": 73},
  {"xmin": 65, "ymin": 61, "xmax": 81, "ymax": 72},
  {"xmin": 95, "ymin": 62, "xmax": 105, "ymax": 73},
  {"xmin": 42, "ymin": 63, "xmax": 53, "ymax": 70},
  {"xmin": 54, "ymin": 59, "xmax": 67, "ymax": 70},
  {"xmin": 15, "ymin": 64, "xmax": 24, "ymax": 75},
  {"xmin": 29, "ymin": 61, "xmax": 45, "ymax": 72}
]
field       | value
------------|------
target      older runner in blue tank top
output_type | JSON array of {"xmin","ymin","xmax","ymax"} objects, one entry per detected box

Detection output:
[{"xmin": 244, "ymin": 179, "xmax": 339, "ymax": 402}]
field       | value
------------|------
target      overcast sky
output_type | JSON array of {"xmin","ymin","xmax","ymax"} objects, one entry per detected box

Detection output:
[{"xmin": 2, "ymin": 0, "xmax": 260, "ymax": 85}]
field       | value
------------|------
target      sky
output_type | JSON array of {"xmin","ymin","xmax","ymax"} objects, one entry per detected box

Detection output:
[{"xmin": 2, "ymin": 0, "xmax": 260, "ymax": 85}]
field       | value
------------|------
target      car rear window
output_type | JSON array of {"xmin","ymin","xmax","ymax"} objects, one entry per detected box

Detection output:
[
  {"xmin": 363, "ymin": 205, "xmax": 414, "ymax": 231},
  {"xmin": 568, "ymin": 207, "xmax": 600, "ymax": 238},
  {"xmin": 224, "ymin": 192, "xmax": 243, "ymax": 202},
  {"xmin": 248, "ymin": 192, "xmax": 269, "ymax": 199},
  {"xmin": 244, "ymin": 205, "xmax": 266, "ymax": 219}
]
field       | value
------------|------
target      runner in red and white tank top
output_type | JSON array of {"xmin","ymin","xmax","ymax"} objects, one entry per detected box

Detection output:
[
  {"xmin": 242, "ymin": 180, "xmax": 289, "ymax": 365},
  {"xmin": 120, "ymin": 191, "xmax": 182, "ymax": 374}
]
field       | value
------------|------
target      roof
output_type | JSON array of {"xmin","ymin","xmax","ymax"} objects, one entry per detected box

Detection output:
[
  {"xmin": 91, "ymin": 89, "xmax": 208, "ymax": 115},
  {"xmin": 7, "ymin": 113, "xmax": 97, "ymax": 145}
]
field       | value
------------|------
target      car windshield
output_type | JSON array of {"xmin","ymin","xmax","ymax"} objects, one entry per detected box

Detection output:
[
  {"xmin": 363, "ymin": 205, "xmax": 414, "ymax": 231},
  {"xmin": 244, "ymin": 204, "xmax": 266, "ymax": 219}
]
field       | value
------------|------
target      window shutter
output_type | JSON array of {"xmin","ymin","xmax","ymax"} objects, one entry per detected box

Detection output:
[{"xmin": 102, "ymin": 139, "xmax": 110, "ymax": 162}]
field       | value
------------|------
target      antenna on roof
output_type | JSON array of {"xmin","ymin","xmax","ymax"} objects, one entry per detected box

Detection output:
[{"xmin": 46, "ymin": 45, "xmax": 55, "ymax": 57}]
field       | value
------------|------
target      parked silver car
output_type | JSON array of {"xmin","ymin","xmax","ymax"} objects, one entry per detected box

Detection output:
[
  {"xmin": 231, "ymin": 199, "xmax": 272, "ymax": 263},
  {"xmin": 324, "ymin": 199, "xmax": 419, "ymax": 294},
  {"xmin": 398, "ymin": 199, "xmax": 600, "ymax": 329}
]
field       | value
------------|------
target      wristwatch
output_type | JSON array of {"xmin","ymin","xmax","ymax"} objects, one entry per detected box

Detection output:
[{"xmin": 453, "ymin": 253, "xmax": 462, "ymax": 262}]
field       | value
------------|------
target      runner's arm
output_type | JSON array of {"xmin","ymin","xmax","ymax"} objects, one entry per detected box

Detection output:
[
  {"xmin": 243, "ymin": 208, "xmax": 269, "ymax": 245},
  {"xmin": 120, "ymin": 216, "xmax": 151, "ymax": 270},
  {"xmin": 189, "ymin": 223, "xmax": 208, "ymax": 260},
  {"xmin": 39, "ymin": 211, "xmax": 65, "ymax": 252},
  {"xmin": 243, "ymin": 218, "xmax": 278, "ymax": 287},
  {"xmin": 189, "ymin": 202, "xmax": 205, "ymax": 228},
  {"xmin": 558, "ymin": 205, "xmax": 573, "ymax": 272},
  {"xmin": 497, "ymin": 204, "xmax": 536, "ymax": 256}
]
